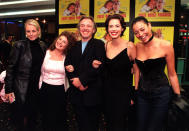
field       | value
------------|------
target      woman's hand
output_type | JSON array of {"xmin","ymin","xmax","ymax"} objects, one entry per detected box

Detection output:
[
  {"xmin": 5, "ymin": 92, "xmax": 15, "ymax": 103},
  {"xmin": 65, "ymin": 65, "xmax": 74, "ymax": 72},
  {"xmin": 92, "ymin": 60, "xmax": 102, "ymax": 69}
]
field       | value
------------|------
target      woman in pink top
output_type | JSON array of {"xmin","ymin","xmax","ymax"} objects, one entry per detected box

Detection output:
[{"xmin": 39, "ymin": 31, "xmax": 77, "ymax": 131}]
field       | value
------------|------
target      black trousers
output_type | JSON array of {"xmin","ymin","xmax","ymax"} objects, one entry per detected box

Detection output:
[
  {"xmin": 72, "ymin": 103, "xmax": 101, "ymax": 131},
  {"xmin": 10, "ymin": 90, "xmax": 40, "ymax": 131},
  {"xmin": 40, "ymin": 82, "xmax": 67, "ymax": 131}
]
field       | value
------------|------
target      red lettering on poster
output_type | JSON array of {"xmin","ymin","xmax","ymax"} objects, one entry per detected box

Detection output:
[
  {"xmin": 120, "ymin": 14, "xmax": 126, "ymax": 18},
  {"xmin": 97, "ymin": 15, "xmax": 104, "ymax": 19},
  {"xmin": 148, "ymin": 13, "xmax": 156, "ymax": 17},
  {"xmin": 138, "ymin": 13, "xmax": 146, "ymax": 17},
  {"xmin": 62, "ymin": 17, "xmax": 68, "ymax": 20},
  {"xmin": 68, "ymin": 17, "xmax": 75, "ymax": 20},
  {"xmin": 158, "ymin": 12, "xmax": 171, "ymax": 17},
  {"xmin": 76, "ymin": 16, "xmax": 81, "ymax": 19}
]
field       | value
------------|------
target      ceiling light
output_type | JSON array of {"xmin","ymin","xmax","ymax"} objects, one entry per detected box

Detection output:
[
  {"xmin": 0, "ymin": 9, "xmax": 55, "ymax": 16},
  {"xmin": 0, "ymin": 0, "xmax": 52, "ymax": 6}
]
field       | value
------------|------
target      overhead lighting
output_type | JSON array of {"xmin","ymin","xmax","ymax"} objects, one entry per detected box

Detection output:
[
  {"xmin": 0, "ymin": 0, "xmax": 52, "ymax": 6},
  {"xmin": 0, "ymin": 9, "xmax": 55, "ymax": 17}
]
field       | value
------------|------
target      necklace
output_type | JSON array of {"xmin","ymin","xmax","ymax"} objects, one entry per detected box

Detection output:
[{"xmin": 146, "ymin": 34, "xmax": 154, "ymax": 43}]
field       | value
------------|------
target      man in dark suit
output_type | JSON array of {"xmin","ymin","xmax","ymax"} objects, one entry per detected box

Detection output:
[{"xmin": 65, "ymin": 16, "xmax": 105, "ymax": 131}]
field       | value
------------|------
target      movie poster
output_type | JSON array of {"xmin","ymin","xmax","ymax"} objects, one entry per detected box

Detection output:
[
  {"xmin": 94, "ymin": 0, "xmax": 130, "ymax": 23},
  {"xmin": 59, "ymin": 0, "xmax": 89, "ymax": 24},
  {"xmin": 135, "ymin": 0, "xmax": 175, "ymax": 21},
  {"xmin": 95, "ymin": 27, "xmax": 130, "ymax": 41}
]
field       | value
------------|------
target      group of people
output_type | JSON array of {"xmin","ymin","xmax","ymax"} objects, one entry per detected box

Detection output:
[{"xmin": 1, "ymin": 13, "xmax": 180, "ymax": 131}]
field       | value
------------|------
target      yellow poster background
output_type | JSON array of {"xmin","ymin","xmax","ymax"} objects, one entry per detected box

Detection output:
[
  {"xmin": 135, "ymin": 0, "xmax": 175, "ymax": 21},
  {"xmin": 59, "ymin": 0, "xmax": 89, "ymax": 24},
  {"xmin": 95, "ymin": 27, "xmax": 130, "ymax": 41},
  {"xmin": 94, "ymin": 0, "xmax": 130, "ymax": 23}
]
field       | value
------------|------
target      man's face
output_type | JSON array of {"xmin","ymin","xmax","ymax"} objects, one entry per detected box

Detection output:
[
  {"xmin": 79, "ymin": 18, "xmax": 95, "ymax": 41},
  {"xmin": 156, "ymin": 0, "xmax": 164, "ymax": 11}
]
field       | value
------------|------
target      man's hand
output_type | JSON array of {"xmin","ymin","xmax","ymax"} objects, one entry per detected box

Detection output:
[
  {"xmin": 65, "ymin": 65, "xmax": 74, "ymax": 72},
  {"xmin": 92, "ymin": 60, "xmax": 102, "ymax": 69},
  {"xmin": 71, "ymin": 77, "xmax": 82, "ymax": 88},
  {"xmin": 79, "ymin": 85, "xmax": 88, "ymax": 91}
]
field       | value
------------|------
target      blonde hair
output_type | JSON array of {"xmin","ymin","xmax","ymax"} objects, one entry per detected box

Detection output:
[{"xmin": 24, "ymin": 19, "xmax": 41, "ymax": 38}]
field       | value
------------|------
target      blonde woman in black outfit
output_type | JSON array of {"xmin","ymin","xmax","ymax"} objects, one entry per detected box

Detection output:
[{"xmin": 5, "ymin": 19, "xmax": 46, "ymax": 131}]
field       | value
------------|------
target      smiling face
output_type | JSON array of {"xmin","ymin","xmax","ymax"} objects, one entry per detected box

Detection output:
[
  {"xmin": 79, "ymin": 18, "xmax": 95, "ymax": 42},
  {"xmin": 55, "ymin": 35, "xmax": 68, "ymax": 51},
  {"xmin": 108, "ymin": 19, "xmax": 123, "ymax": 39},
  {"xmin": 106, "ymin": 1, "xmax": 113, "ymax": 11},
  {"xmin": 25, "ymin": 24, "xmax": 40, "ymax": 41},
  {"xmin": 132, "ymin": 21, "xmax": 152, "ymax": 43}
]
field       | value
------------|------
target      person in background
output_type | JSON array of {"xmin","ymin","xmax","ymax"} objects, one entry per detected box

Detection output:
[
  {"xmin": 5, "ymin": 19, "xmax": 46, "ymax": 131},
  {"xmin": 93, "ymin": 14, "xmax": 137, "ymax": 131},
  {"xmin": 65, "ymin": 16, "xmax": 106, "ymax": 131},
  {"xmin": 131, "ymin": 16, "xmax": 180, "ymax": 131},
  {"xmin": 0, "ymin": 33, "xmax": 13, "ymax": 68},
  {"xmin": 39, "ymin": 31, "xmax": 76, "ymax": 131}
]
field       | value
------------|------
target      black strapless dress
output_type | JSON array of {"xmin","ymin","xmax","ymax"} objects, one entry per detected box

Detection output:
[
  {"xmin": 135, "ymin": 57, "xmax": 169, "ymax": 91},
  {"xmin": 103, "ymin": 48, "xmax": 133, "ymax": 131}
]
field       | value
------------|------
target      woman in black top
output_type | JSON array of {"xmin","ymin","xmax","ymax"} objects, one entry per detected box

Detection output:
[
  {"xmin": 131, "ymin": 16, "xmax": 180, "ymax": 131},
  {"xmin": 5, "ymin": 19, "xmax": 46, "ymax": 131}
]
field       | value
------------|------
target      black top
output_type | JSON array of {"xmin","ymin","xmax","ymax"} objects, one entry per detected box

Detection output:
[
  {"xmin": 135, "ymin": 57, "xmax": 169, "ymax": 90},
  {"xmin": 28, "ymin": 38, "xmax": 44, "ymax": 94},
  {"xmin": 104, "ymin": 48, "xmax": 133, "ymax": 96}
]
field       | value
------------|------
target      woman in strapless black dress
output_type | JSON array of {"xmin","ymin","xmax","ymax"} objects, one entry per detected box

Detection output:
[{"xmin": 131, "ymin": 16, "xmax": 181, "ymax": 131}]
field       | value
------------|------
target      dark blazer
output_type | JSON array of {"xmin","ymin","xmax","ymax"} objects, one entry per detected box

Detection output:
[
  {"xmin": 65, "ymin": 38, "xmax": 105, "ymax": 106},
  {"xmin": 5, "ymin": 39, "xmax": 46, "ymax": 103}
]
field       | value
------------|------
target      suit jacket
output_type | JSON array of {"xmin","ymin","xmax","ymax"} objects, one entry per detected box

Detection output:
[{"xmin": 65, "ymin": 38, "xmax": 105, "ymax": 106}]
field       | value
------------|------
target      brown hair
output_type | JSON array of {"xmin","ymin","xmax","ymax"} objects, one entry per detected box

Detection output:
[{"xmin": 49, "ymin": 31, "xmax": 77, "ymax": 55}]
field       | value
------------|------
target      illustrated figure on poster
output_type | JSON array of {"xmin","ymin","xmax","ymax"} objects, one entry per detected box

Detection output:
[
  {"xmin": 140, "ymin": 0, "xmax": 170, "ymax": 13},
  {"xmin": 99, "ymin": 0, "xmax": 114, "ymax": 14},
  {"xmin": 156, "ymin": 0, "xmax": 169, "ymax": 12},
  {"xmin": 154, "ymin": 29, "xmax": 164, "ymax": 39},
  {"xmin": 112, "ymin": 0, "xmax": 124, "ymax": 14},
  {"xmin": 63, "ymin": 3, "xmax": 76, "ymax": 16},
  {"xmin": 140, "ymin": 0, "xmax": 157, "ymax": 12},
  {"xmin": 99, "ymin": 0, "xmax": 124, "ymax": 14},
  {"xmin": 63, "ymin": 1, "xmax": 85, "ymax": 16}
]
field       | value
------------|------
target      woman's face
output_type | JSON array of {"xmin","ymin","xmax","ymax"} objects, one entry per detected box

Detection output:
[
  {"xmin": 69, "ymin": 5, "xmax": 75, "ymax": 13},
  {"xmin": 55, "ymin": 35, "xmax": 68, "ymax": 51},
  {"xmin": 25, "ymin": 24, "xmax": 40, "ymax": 41},
  {"xmin": 108, "ymin": 19, "xmax": 123, "ymax": 39},
  {"xmin": 106, "ymin": 2, "xmax": 113, "ymax": 11},
  {"xmin": 132, "ymin": 21, "xmax": 152, "ymax": 43}
]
